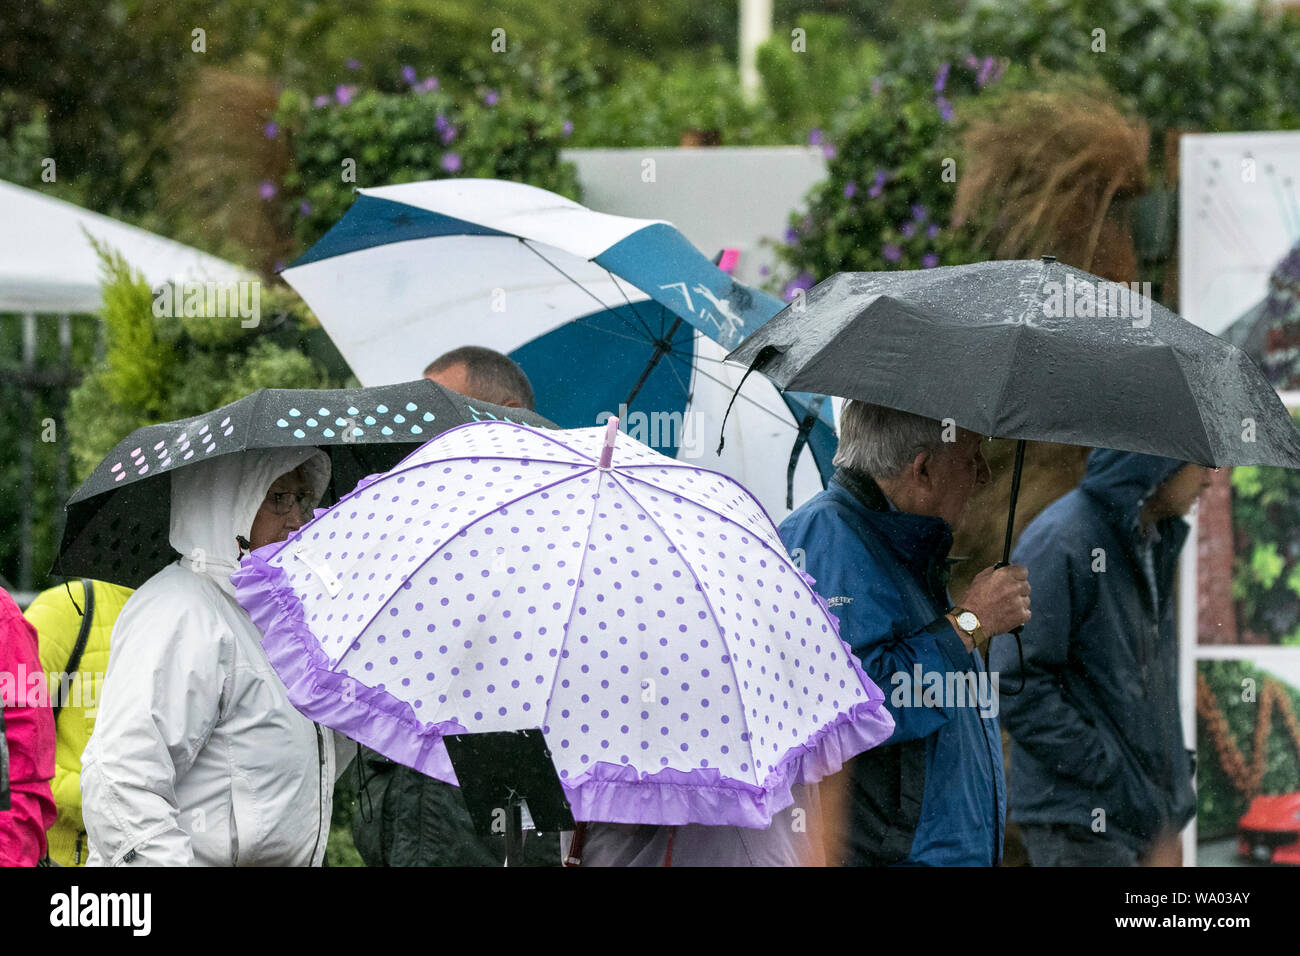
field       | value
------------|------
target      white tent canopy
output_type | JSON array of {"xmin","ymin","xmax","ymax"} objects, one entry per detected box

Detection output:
[{"xmin": 0, "ymin": 179, "xmax": 252, "ymax": 314}]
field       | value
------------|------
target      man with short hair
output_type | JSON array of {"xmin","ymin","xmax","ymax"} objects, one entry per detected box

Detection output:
[
  {"xmin": 423, "ymin": 345, "xmax": 535, "ymax": 411},
  {"xmin": 778, "ymin": 400, "xmax": 1031, "ymax": 866},
  {"xmin": 992, "ymin": 451, "xmax": 1210, "ymax": 866}
]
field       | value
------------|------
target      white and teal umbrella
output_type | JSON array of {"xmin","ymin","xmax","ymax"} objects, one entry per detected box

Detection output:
[{"xmin": 281, "ymin": 179, "xmax": 836, "ymax": 520}]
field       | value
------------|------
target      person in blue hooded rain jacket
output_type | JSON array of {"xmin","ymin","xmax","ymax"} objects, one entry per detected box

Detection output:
[
  {"xmin": 779, "ymin": 401, "xmax": 1033, "ymax": 866},
  {"xmin": 991, "ymin": 450, "xmax": 1211, "ymax": 866}
]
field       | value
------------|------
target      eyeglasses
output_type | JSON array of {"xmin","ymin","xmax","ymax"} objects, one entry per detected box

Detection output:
[{"xmin": 264, "ymin": 489, "xmax": 314, "ymax": 518}]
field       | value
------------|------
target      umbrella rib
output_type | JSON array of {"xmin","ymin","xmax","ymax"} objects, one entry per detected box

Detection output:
[
  {"xmin": 607, "ymin": 472, "xmax": 761, "ymax": 780},
  {"xmin": 329, "ymin": 453, "xmax": 596, "ymax": 506},
  {"xmin": 340, "ymin": 466, "xmax": 602, "ymax": 657},
  {"xmin": 1167, "ymin": 346, "xmax": 1217, "ymax": 464},
  {"xmin": 568, "ymin": 318, "xmax": 655, "ymax": 346},
  {"xmin": 538, "ymin": 468, "xmax": 612, "ymax": 736},
  {"xmin": 984, "ymin": 315, "xmax": 1028, "ymax": 439},
  {"xmin": 680, "ymin": 349, "xmax": 749, "ymax": 368},
  {"xmin": 604, "ymin": 269, "xmax": 665, "ymax": 341},
  {"xmin": 664, "ymin": 349, "xmax": 798, "ymax": 430},
  {"xmin": 659, "ymin": 341, "xmax": 696, "ymax": 401},
  {"xmin": 324, "ymin": 424, "xmax": 612, "ymax": 499},
  {"xmin": 616, "ymin": 469, "xmax": 789, "ymax": 557},
  {"xmin": 519, "ymin": 239, "xmax": 659, "ymax": 343}
]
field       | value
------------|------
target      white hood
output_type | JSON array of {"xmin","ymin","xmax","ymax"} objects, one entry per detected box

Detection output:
[{"xmin": 169, "ymin": 446, "xmax": 330, "ymax": 592}]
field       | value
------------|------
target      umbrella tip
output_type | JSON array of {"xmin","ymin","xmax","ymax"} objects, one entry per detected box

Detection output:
[{"xmin": 599, "ymin": 416, "xmax": 619, "ymax": 469}]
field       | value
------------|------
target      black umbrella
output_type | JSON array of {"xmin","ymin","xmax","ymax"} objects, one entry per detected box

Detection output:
[
  {"xmin": 723, "ymin": 258, "xmax": 1300, "ymax": 682},
  {"xmin": 56, "ymin": 379, "xmax": 555, "ymax": 587},
  {"xmin": 725, "ymin": 258, "xmax": 1300, "ymax": 559}
]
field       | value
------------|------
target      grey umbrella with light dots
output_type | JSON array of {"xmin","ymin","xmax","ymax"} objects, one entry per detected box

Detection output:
[{"xmin": 55, "ymin": 379, "xmax": 555, "ymax": 588}]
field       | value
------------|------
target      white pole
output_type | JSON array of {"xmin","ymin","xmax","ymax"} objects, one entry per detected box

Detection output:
[{"xmin": 739, "ymin": 0, "xmax": 773, "ymax": 103}]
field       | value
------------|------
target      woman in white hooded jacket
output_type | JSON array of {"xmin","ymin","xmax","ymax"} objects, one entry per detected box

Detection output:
[{"xmin": 81, "ymin": 446, "xmax": 350, "ymax": 866}]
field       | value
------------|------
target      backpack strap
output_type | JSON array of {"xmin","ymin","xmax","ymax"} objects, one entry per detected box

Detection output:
[{"xmin": 52, "ymin": 580, "xmax": 95, "ymax": 725}]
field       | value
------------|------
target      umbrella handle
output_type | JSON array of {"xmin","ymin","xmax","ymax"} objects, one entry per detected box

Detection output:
[
  {"xmin": 998, "ymin": 439, "xmax": 1027, "ymax": 566},
  {"xmin": 989, "ymin": 438, "xmax": 1028, "ymax": 694},
  {"xmin": 599, "ymin": 416, "xmax": 619, "ymax": 470}
]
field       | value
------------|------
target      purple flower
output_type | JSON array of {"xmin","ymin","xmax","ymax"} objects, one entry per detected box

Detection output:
[
  {"xmin": 927, "ymin": 223, "xmax": 941, "ymax": 239},
  {"xmin": 901, "ymin": 221, "xmax": 916, "ymax": 239},
  {"xmin": 934, "ymin": 61, "xmax": 951, "ymax": 93},
  {"xmin": 783, "ymin": 226, "xmax": 799, "ymax": 244},
  {"xmin": 440, "ymin": 124, "xmax": 457, "ymax": 145},
  {"xmin": 562, "ymin": 120, "xmax": 574, "ymax": 137},
  {"xmin": 922, "ymin": 253, "xmax": 940, "ymax": 269},
  {"xmin": 312, "ymin": 94, "xmax": 331, "ymax": 108},
  {"xmin": 401, "ymin": 65, "xmax": 418, "ymax": 85},
  {"xmin": 422, "ymin": 76, "xmax": 439, "ymax": 91},
  {"xmin": 258, "ymin": 181, "xmax": 276, "ymax": 201},
  {"xmin": 867, "ymin": 169, "xmax": 887, "ymax": 199},
  {"xmin": 441, "ymin": 152, "xmax": 462, "ymax": 174},
  {"xmin": 911, "ymin": 204, "xmax": 929, "ymax": 222},
  {"xmin": 808, "ymin": 128, "xmax": 823, "ymax": 146},
  {"xmin": 434, "ymin": 113, "xmax": 449, "ymax": 133},
  {"xmin": 299, "ymin": 201, "xmax": 311, "ymax": 216},
  {"xmin": 870, "ymin": 76, "xmax": 883, "ymax": 97},
  {"xmin": 335, "ymin": 84, "xmax": 357, "ymax": 106},
  {"xmin": 484, "ymin": 89, "xmax": 499, "ymax": 107},
  {"xmin": 759, "ymin": 264, "xmax": 771, "ymax": 276},
  {"xmin": 977, "ymin": 56, "xmax": 997, "ymax": 88},
  {"xmin": 843, "ymin": 181, "xmax": 857, "ymax": 199},
  {"xmin": 822, "ymin": 144, "xmax": 837, "ymax": 160},
  {"xmin": 883, "ymin": 244, "xmax": 903, "ymax": 263},
  {"xmin": 783, "ymin": 272, "xmax": 815, "ymax": 301},
  {"xmin": 936, "ymin": 95, "xmax": 954, "ymax": 122},
  {"xmin": 345, "ymin": 58, "xmax": 361, "ymax": 71},
  {"xmin": 263, "ymin": 121, "xmax": 278, "ymax": 139},
  {"xmin": 966, "ymin": 54, "xmax": 980, "ymax": 69}
]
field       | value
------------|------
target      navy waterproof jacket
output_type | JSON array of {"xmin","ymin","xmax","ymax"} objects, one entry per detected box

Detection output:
[
  {"xmin": 779, "ymin": 468, "xmax": 1006, "ymax": 866},
  {"xmin": 990, "ymin": 450, "xmax": 1196, "ymax": 851}
]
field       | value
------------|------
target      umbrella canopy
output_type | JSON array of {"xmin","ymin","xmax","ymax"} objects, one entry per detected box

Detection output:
[
  {"xmin": 725, "ymin": 260, "xmax": 1300, "ymax": 470},
  {"xmin": 280, "ymin": 178, "xmax": 836, "ymax": 519},
  {"xmin": 0, "ymin": 179, "xmax": 252, "ymax": 314},
  {"xmin": 56, "ymin": 379, "xmax": 554, "ymax": 587},
  {"xmin": 232, "ymin": 418, "xmax": 894, "ymax": 827}
]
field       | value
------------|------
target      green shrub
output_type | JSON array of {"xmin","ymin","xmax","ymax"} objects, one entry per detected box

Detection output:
[
  {"xmin": 770, "ymin": 61, "xmax": 996, "ymax": 297},
  {"xmin": 275, "ymin": 75, "xmax": 580, "ymax": 255},
  {"xmin": 67, "ymin": 248, "xmax": 341, "ymax": 484},
  {"xmin": 1230, "ymin": 413, "xmax": 1300, "ymax": 645},
  {"xmin": 896, "ymin": 0, "xmax": 1300, "ymax": 170}
]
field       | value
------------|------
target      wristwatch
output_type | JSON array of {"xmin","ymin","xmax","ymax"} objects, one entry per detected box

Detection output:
[{"xmin": 947, "ymin": 606, "xmax": 986, "ymax": 646}]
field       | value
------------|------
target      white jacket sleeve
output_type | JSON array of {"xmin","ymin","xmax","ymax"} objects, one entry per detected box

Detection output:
[{"xmin": 81, "ymin": 590, "xmax": 232, "ymax": 866}]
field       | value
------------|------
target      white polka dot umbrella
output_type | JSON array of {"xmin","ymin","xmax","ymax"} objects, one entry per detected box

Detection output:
[{"xmin": 234, "ymin": 418, "xmax": 894, "ymax": 827}]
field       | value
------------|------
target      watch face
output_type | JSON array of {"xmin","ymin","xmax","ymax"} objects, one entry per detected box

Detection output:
[{"xmin": 957, "ymin": 611, "xmax": 980, "ymax": 633}]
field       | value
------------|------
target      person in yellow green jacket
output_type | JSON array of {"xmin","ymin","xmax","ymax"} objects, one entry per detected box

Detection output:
[{"xmin": 23, "ymin": 579, "xmax": 132, "ymax": 866}]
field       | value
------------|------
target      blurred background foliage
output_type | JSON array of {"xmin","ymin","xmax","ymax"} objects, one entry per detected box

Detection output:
[
  {"xmin": 1197, "ymin": 660, "xmax": 1300, "ymax": 838},
  {"xmin": 1, "ymin": 0, "xmax": 1297, "ymax": 596},
  {"xmin": 3, "ymin": 0, "xmax": 1300, "ymax": 864},
  {"xmin": 1229, "ymin": 411, "xmax": 1300, "ymax": 647},
  {"xmin": 4, "ymin": 0, "xmax": 1299, "ymax": 275},
  {"xmin": 65, "ymin": 247, "xmax": 342, "ymax": 484}
]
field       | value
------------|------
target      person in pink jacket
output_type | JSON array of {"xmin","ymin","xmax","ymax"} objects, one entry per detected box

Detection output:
[{"xmin": 0, "ymin": 586, "xmax": 57, "ymax": 865}]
